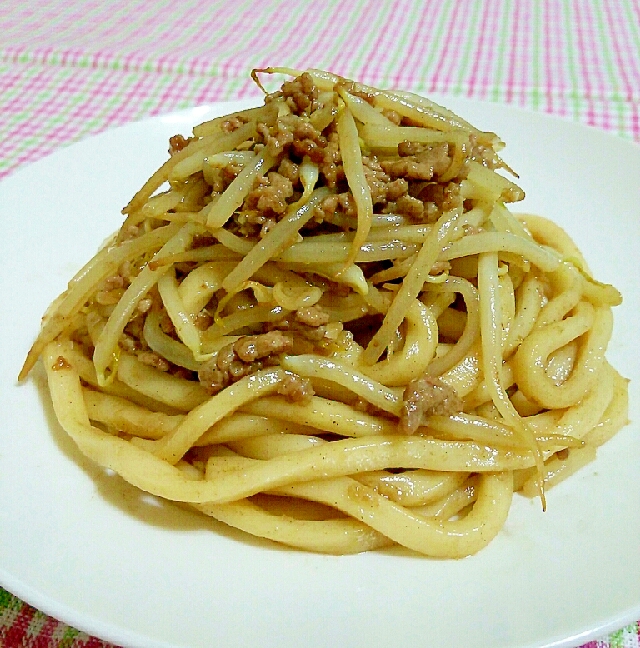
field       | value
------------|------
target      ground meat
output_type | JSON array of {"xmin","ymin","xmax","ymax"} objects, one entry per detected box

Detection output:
[
  {"xmin": 269, "ymin": 309, "xmax": 339, "ymax": 343},
  {"xmin": 382, "ymin": 109, "xmax": 402, "ymax": 125},
  {"xmin": 397, "ymin": 141, "xmax": 425, "ymax": 157},
  {"xmin": 225, "ymin": 161, "xmax": 246, "ymax": 182},
  {"xmin": 320, "ymin": 192, "xmax": 356, "ymax": 219},
  {"xmin": 191, "ymin": 233, "xmax": 218, "ymax": 248},
  {"xmin": 381, "ymin": 142, "xmax": 451, "ymax": 181},
  {"xmin": 277, "ymin": 372, "xmax": 314, "ymax": 402},
  {"xmin": 500, "ymin": 185, "xmax": 525, "ymax": 203},
  {"xmin": 137, "ymin": 350, "xmax": 170, "ymax": 372},
  {"xmin": 394, "ymin": 194, "xmax": 424, "ymax": 220},
  {"xmin": 95, "ymin": 275, "xmax": 126, "ymax": 305},
  {"xmin": 197, "ymin": 363, "xmax": 234, "ymax": 395},
  {"xmin": 102, "ymin": 275, "xmax": 125, "ymax": 291},
  {"xmin": 204, "ymin": 166, "xmax": 225, "ymax": 193},
  {"xmin": 362, "ymin": 156, "xmax": 403, "ymax": 205},
  {"xmin": 245, "ymin": 171, "xmax": 294, "ymax": 215},
  {"xmin": 281, "ymin": 72, "xmax": 319, "ymax": 115},
  {"xmin": 159, "ymin": 313, "xmax": 176, "ymax": 336},
  {"xmin": 414, "ymin": 182, "xmax": 442, "ymax": 204},
  {"xmin": 258, "ymin": 216, "xmax": 278, "ymax": 238},
  {"xmin": 277, "ymin": 157, "xmax": 300, "ymax": 184},
  {"xmin": 386, "ymin": 178, "xmax": 409, "ymax": 201},
  {"xmin": 168, "ymin": 134, "xmax": 194, "ymax": 155},
  {"xmin": 381, "ymin": 156, "xmax": 436, "ymax": 181},
  {"xmin": 408, "ymin": 180, "xmax": 463, "ymax": 220},
  {"xmin": 221, "ymin": 116, "xmax": 246, "ymax": 133},
  {"xmin": 293, "ymin": 118, "xmax": 324, "ymax": 143},
  {"xmin": 234, "ymin": 330, "xmax": 293, "ymax": 362},
  {"xmin": 290, "ymin": 119, "xmax": 328, "ymax": 163},
  {"xmin": 467, "ymin": 133, "xmax": 502, "ymax": 170},
  {"xmin": 255, "ymin": 113, "xmax": 338, "ymax": 189},
  {"xmin": 258, "ymin": 121, "xmax": 295, "ymax": 157},
  {"xmin": 223, "ymin": 74, "xmax": 485, "ymax": 248},
  {"xmin": 117, "ymin": 223, "xmax": 143, "ymax": 243},
  {"xmin": 204, "ymin": 161, "xmax": 242, "ymax": 196},
  {"xmin": 52, "ymin": 356, "xmax": 71, "ymax": 371},
  {"xmin": 323, "ymin": 154, "xmax": 421, "ymax": 220},
  {"xmin": 429, "ymin": 260, "xmax": 452, "ymax": 275},
  {"xmin": 198, "ymin": 331, "xmax": 293, "ymax": 394},
  {"xmin": 318, "ymin": 130, "xmax": 342, "ymax": 187},
  {"xmin": 136, "ymin": 297, "xmax": 154, "ymax": 315},
  {"xmin": 295, "ymin": 304, "xmax": 330, "ymax": 327},
  {"xmin": 400, "ymin": 374, "xmax": 464, "ymax": 434},
  {"xmin": 94, "ymin": 288, "xmax": 121, "ymax": 306},
  {"xmin": 193, "ymin": 311, "xmax": 213, "ymax": 330}
]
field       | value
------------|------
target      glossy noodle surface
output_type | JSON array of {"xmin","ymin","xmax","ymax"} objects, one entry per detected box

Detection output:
[{"xmin": 21, "ymin": 69, "xmax": 627, "ymax": 557}]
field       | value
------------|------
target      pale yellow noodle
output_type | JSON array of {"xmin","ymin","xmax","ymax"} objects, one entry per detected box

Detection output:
[
  {"xmin": 23, "ymin": 69, "xmax": 627, "ymax": 558},
  {"xmin": 117, "ymin": 352, "xmax": 209, "ymax": 411},
  {"xmin": 513, "ymin": 303, "xmax": 613, "ymax": 409},
  {"xmin": 241, "ymin": 394, "xmax": 399, "ymax": 437},
  {"xmin": 358, "ymin": 299, "xmax": 438, "ymax": 386},
  {"xmin": 196, "ymin": 498, "xmax": 391, "ymax": 554},
  {"xmin": 147, "ymin": 367, "xmax": 291, "ymax": 464},
  {"xmin": 354, "ymin": 470, "xmax": 467, "ymax": 507},
  {"xmin": 281, "ymin": 354, "xmax": 404, "ymax": 416},
  {"xmin": 274, "ymin": 472, "xmax": 513, "ymax": 558},
  {"xmin": 425, "ymin": 277, "xmax": 480, "ymax": 376},
  {"xmin": 477, "ymin": 251, "xmax": 546, "ymax": 505}
]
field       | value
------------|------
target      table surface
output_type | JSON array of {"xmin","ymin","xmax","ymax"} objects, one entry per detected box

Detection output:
[{"xmin": 1, "ymin": 1, "xmax": 639, "ymax": 646}]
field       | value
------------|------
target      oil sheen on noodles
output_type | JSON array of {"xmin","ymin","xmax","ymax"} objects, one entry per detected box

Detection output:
[{"xmin": 20, "ymin": 68, "xmax": 628, "ymax": 557}]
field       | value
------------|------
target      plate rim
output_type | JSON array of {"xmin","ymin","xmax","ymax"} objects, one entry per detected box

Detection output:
[{"xmin": 1, "ymin": 95, "xmax": 639, "ymax": 648}]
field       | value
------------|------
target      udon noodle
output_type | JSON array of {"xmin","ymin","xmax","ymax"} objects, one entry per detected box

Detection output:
[{"xmin": 20, "ymin": 68, "xmax": 627, "ymax": 557}]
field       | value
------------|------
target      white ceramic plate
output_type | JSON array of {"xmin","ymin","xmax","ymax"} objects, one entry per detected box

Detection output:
[{"xmin": 0, "ymin": 97, "xmax": 638, "ymax": 648}]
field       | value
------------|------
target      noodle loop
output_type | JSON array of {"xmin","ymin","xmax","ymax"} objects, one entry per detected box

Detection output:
[{"xmin": 21, "ymin": 69, "xmax": 626, "ymax": 557}]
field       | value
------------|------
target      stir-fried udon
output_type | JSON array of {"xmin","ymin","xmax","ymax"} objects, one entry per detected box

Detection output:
[{"xmin": 20, "ymin": 68, "xmax": 627, "ymax": 557}]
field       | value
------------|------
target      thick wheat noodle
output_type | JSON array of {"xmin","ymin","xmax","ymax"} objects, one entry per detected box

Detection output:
[
  {"xmin": 45, "ymin": 343, "xmax": 535, "ymax": 477},
  {"xmin": 196, "ymin": 498, "xmax": 392, "ymax": 554},
  {"xmin": 83, "ymin": 389, "xmax": 318, "ymax": 444},
  {"xmin": 358, "ymin": 299, "xmax": 438, "ymax": 386},
  {"xmin": 241, "ymin": 395, "xmax": 400, "ymax": 437},
  {"xmin": 273, "ymin": 472, "xmax": 514, "ymax": 557},
  {"xmin": 519, "ymin": 368, "xmax": 628, "ymax": 496},
  {"xmin": 23, "ymin": 68, "xmax": 627, "ymax": 557},
  {"xmin": 514, "ymin": 305, "xmax": 613, "ymax": 409},
  {"xmin": 424, "ymin": 276, "xmax": 479, "ymax": 376}
]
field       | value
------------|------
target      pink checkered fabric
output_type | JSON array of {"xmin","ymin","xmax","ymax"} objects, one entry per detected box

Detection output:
[
  {"xmin": 1, "ymin": 0, "xmax": 639, "ymax": 182},
  {"xmin": 1, "ymin": 1, "xmax": 639, "ymax": 646}
]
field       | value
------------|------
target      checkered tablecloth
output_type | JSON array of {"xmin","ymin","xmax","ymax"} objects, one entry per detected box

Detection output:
[{"xmin": 1, "ymin": 1, "xmax": 639, "ymax": 646}]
